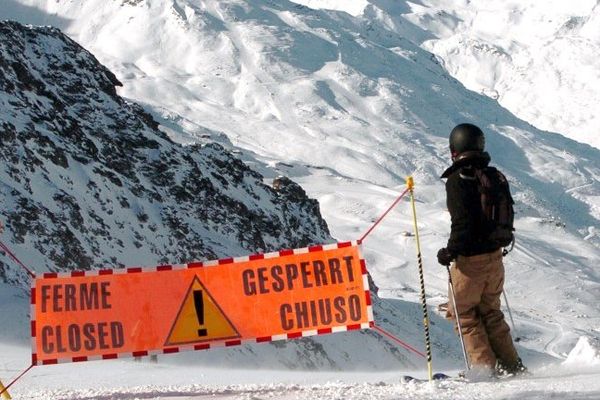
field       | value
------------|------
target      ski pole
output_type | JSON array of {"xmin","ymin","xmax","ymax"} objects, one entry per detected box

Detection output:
[
  {"xmin": 502, "ymin": 290, "xmax": 520, "ymax": 342},
  {"xmin": 407, "ymin": 177, "xmax": 433, "ymax": 382},
  {"xmin": 446, "ymin": 264, "xmax": 470, "ymax": 371}
]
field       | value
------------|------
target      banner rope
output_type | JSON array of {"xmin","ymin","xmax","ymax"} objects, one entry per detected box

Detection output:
[
  {"xmin": 372, "ymin": 325, "xmax": 426, "ymax": 358},
  {"xmin": 358, "ymin": 187, "xmax": 410, "ymax": 243},
  {"xmin": 0, "ymin": 378, "xmax": 11, "ymax": 400},
  {"xmin": 0, "ymin": 241, "xmax": 36, "ymax": 279},
  {"xmin": 0, "ymin": 364, "xmax": 34, "ymax": 398}
]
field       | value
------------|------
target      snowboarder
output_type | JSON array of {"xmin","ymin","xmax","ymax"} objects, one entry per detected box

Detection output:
[{"xmin": 437, "ymin": 123, "xmax": 526, "ymax": 377}]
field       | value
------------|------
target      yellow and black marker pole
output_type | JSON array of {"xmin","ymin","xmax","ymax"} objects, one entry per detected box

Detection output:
[
  {"xmin": 0, "ymin": 378, "xmax": 12, "ymax": 400},
  {"xmin": 407, "ymin": 176, "xmax": 434, "ymax": 382}
]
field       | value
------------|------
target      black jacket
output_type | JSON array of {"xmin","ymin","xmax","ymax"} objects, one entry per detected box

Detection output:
[{"xmin": 441, "ymin": 151, "xmax": 500, "ymax": 257}]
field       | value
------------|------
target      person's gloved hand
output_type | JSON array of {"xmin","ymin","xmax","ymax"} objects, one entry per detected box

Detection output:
[{"xmin": 437, "ymin": 248, "xmax": 454, "ymax": 266}]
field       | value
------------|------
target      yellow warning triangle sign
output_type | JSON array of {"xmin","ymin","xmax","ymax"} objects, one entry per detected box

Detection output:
[{"xmin": 165, "ymin": 276, "xmax": 240, "ymax": 346}]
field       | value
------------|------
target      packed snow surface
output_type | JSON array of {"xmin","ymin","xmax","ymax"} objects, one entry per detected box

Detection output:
[
  {"xmin": 564, "ymin": 336, "xmax": 600, "ymax": 367},
  {"xmin": 3, "ymin": 336, "xmax": 600, "ymax": 400},
  {"xmin": 1, "ymin": 0, "xmax": 600, "ymax": 399}
]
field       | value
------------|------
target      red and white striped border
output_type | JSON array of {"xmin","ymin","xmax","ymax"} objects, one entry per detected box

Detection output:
[
  {"xmin": 30, "ymin": 279, "xmax": 37, "ymax": 365},
  {"xmin": 30, "ymin": 241, "xmax": 375, "ymax": 366},
  {"xmin": 36, "ymin": 241, "xmax": 361, "ymax": 278},
  {"xmin": 31, "ymin": 321, "xmax": 376, "ymax": 366}
]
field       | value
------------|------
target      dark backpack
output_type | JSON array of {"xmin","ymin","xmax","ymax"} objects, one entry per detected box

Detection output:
[{"xmin": 474, "ymin": 167, "xmax": 515, "ymax": 249}]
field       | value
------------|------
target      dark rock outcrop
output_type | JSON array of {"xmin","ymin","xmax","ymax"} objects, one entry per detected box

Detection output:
[{"xmin": 0, "ymin": 21, "xmax": 330, "ymax": 284}]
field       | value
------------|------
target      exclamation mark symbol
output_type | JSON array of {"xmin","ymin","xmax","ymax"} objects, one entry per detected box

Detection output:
[{"xmin": 193, "ymin": 290, "xmax": 208, "ymax": 337}]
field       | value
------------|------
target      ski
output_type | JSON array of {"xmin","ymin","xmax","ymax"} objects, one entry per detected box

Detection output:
[
  {"xmin": 401, "ymin": 371, "xmax": 530, "ymax": 384},
  {"xmin": 401, "ymin": 373, "xmax": 453, "ymax": 383}
]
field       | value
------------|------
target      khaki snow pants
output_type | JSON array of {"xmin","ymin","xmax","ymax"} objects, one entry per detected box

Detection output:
[{"xmin": 446, "ymin": 249, "xmax": 519, "ymax": 368}]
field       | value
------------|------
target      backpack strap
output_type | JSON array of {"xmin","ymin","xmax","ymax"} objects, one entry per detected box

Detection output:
[{"xmin": 502, "ymin": 236, "xmax": 515, "ymax": 257}]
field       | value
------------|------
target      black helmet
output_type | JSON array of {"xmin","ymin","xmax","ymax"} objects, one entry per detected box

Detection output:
[{"xmin": 449, "ymin": 123, "xmax": 485, "ymax": 156}]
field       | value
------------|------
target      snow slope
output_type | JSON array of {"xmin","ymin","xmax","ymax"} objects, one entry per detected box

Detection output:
[
  {"xmin": 10, "ymin": 356, "xmax": 600, "ymax": 400},
  {"xmin": 0, "ymin": 0, "xmax": 600, "ymax": 398},
  {"xmin": 397, "ymin": 0, "xmax": 600, "ymax": 149},
  {"xmin": 292, "ymin": 0, "xmax": 600, "ymax": 148}
]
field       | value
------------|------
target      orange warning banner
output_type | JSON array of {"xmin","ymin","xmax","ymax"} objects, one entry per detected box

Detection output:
[{"xmin": 31, "ymin": 242, "xmax": 372, "ymax": 364}]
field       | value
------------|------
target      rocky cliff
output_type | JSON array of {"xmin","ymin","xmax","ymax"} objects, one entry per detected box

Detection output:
[{"xmin": 0, "ymin": 20, "xmax": 330, "ymax": 284}]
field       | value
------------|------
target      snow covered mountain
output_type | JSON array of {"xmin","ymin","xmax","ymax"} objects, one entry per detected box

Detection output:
[
  {"xmin": 0, "ymin": 20, "xmax": 331, "ymax": 285},
  {"xmin": 375, "ymin": 0, "xmax": 600, "ymax": 149},
  {"xmin": 0, "ymin": 0, "xmax": 600, "ymax": 398},
  {"xmin": 293, "ymin": 0, "xmax": 600, "ymax": 149},
  {"xmin": 4, "ymin": 0, "xmax": 598, "ymax": 234}
]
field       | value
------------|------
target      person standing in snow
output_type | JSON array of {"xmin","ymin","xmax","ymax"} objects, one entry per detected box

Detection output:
[{"xmin": 437, "ymin": 123, "xmax": 526, "ymax": 377}]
